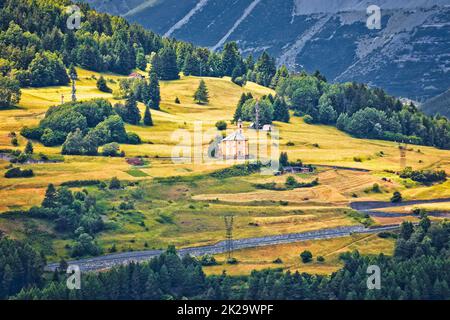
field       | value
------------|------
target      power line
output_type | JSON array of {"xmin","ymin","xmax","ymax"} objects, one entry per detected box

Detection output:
[{"xmin": 224, "ymin": 215, "xmax": 234, "ymax": 261}]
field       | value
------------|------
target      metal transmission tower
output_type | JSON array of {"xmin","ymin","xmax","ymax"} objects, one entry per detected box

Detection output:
[
  {"xmin": 70, "ymin": 72, "xmax": 77, "ymax": 102},
  {"xmin": 399, "ymin": 142, "xmax": 407, "ymax": 169},
  {"xmin": 224, "ymin": 215, "xmax": 234, "ymax": 261}
]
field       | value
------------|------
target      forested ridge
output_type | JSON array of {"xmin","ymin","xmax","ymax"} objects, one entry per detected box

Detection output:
[
  {"xmin": 0, "ymin": 0, "xmax": 449, "ymax": 149},
  {"xmin": 1, "ymin": 217, "xmax": 448, "ymax": 300}
]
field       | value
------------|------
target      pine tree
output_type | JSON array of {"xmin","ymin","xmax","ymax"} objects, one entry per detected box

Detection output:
[
  {"xmin": 25, "ymin": 140, "xmax": 33, "ymax": 154},
  {"xmin": 147, "ymin": 71, "xmax": 160, "ymax": 110},
  {"xmin": 124, "ymin": 96, "xmax": 141, "ymax": 125},
  {"xmin": 42, "ymin": 184, "xmax": 58, "ymax": 208},
  {"xmin": 273, "ymin": 97, "xmax": 290, "ymax": 123},
  {"xmin": 158, "ymin": 47, "xmax": 179, "ymax": 80},
  {"xmin": 183, "ymin": 53, "xmax": 198, "ymax": 76},
  {"xmin": 194, "ymin": 80, "xmax": 209, "ymax": 105},
  {"xmin": 233, "ymin": 92, "xmax": 253, "ymax": 123},
  {"xmin": 143, "ymin": 105, "xmax": 153, "ymax": 126}
]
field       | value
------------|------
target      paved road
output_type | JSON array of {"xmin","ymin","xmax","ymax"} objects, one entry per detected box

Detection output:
[
  {"xmin": 46, "ymin": 199, "xmax": 450, "ymax": 272},
  {"xmin": 46, "ymin": 225, "xmax": 399, "ymax": 272}
]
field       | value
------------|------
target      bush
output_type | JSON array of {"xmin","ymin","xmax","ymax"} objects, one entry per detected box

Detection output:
[
  {"xmin": 102, "ymin": 142, "xmax": 121, "ymax": 157},
  {"xmin": 96, "ymin": 76, "xmax": 112, "ymax": 93},
  {"xmin": 226, "ymin": 257, "xmax": 238, "ymax": 265},
  {"xmin": 317, "ymin": 256, "xmax": 325, "ymax": 263},
  {"xmin": 4, "ymin": 167, "xmax": 34, "ymax": 178},
  {"xmin": 300, "ymin": 250, "xmax": 313, "ymax": 263},
  {"xmin": 391, "ymin": 191, "xmax": 402, "ymax": 203},
  {"xmin": 199, "ymin": 255, "xmax": 218, "ymax": 266},
  {"xmin": 41, "ymin": 129, "xmax": 65, "ymax": 146},
  {"xmin": 273, "ymin": 258, "xmax": 283, "ymax": 264},
  {"xmin": 303, "ymin": 115, "xmax": 314, "ymax": 124},
  {"xmin": 127, "ymin": 132, "xmax": 141, "ymax": 145},
  {"xmin": 215, "ymin": 121, "xmax": 227, "ymax": 131},
  {"xmin": 109, "ymin": 177, "xmax": 121, "ymax": 189},
  {"xmin": 20, "ymin": 126, "xmax": 44, "ymax": 140}
]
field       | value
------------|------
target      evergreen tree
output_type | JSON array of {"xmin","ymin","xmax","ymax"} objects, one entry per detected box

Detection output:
[
  {"xmin": 147, "ymin": 71, "xmax": 160, "ymax": 110},
  {"xmin": 135, "ymin": 47, "xmax": 147, "ymax": 71},
  {"xmin": 194, "ymin": 80, "xmax": 209, "ymax": 105},
  {"xmin": 221, "ymin": 42, "xmax": 240, "ymax": 76},
  {"xmin": 182, "ymin": 53, "xmax": 198, "ymax": 76},
  {"xmin": 42, "ymin": 184, "xmax": 58, "ymax": 208},
  {"xmin": 272, "ymin": 97, "xmax": 290, "ymax": 123},
  {"xmin": 115, "ymin": 97, "xmax": 141, "ymax": 125},
  {"xmin": 233, "ymin": 93, "xmax": 252, "ymax": 123},
  {"xmin": 158, "ymin": 47, "xmax": 179, "ymax": 80},
  {"xmin": 143, "ymin": 105, "xmax": 153, "ymax": 126},
  {"xmin": 25, "ymin": 140, "xmax": 33, "ymax": 154}
]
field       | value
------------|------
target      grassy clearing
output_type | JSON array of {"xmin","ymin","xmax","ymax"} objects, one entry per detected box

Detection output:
[{"xmin": 203, "ymin": 233, "xmax": 395, "ymax": 276}]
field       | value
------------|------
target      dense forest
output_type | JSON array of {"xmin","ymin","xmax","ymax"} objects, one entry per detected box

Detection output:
[
  {"xmin": 0, "ymin": 216, "xmax": 447, "ymax": 300},
  {"xmin": 275, "ymin": 73, "xmax": 450, "ymax": 149},
  {"xmin": 1, "ymin": 0, "xmax": 449, "ymax": 149},
  {"xmin": 0, "ymin": 0, "xmax": 278, "ymax": 88}
]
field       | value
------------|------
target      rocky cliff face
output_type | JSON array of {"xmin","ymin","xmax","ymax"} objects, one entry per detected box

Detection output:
[{"xmin": 85, "ymin": 0, "xmax": 450, "ymax": 100}]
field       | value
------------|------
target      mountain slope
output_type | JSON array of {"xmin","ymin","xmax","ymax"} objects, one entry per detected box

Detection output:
[
  {"xmin": 422, "ymin": 88, "xmax": 450, "ymax": 118},
  {"xmin": 85, "ymin": 0, "xmax": 450, "ymax": 100}
]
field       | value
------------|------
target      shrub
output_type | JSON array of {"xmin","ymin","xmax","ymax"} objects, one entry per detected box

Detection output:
[
  {"xmin": 96, "ymin": 76, "xmax": 112, "ymax": 93},
  {"xmin": 226, "ymin": 257, "xmax": 238, "ymax": 265},
  {"xmin": 199, "ymin": 255, "xmax": 218, "ymax": 266},
  {"xmin": 303, "ymin": 115, "xmax": 314, "ymax": 124},
  {"xmin": 102, "ymin": 142, "xmax": 121, "ymax": 157},
  {"xmin": 11, "ymin": 137, "xmax": 18, "ymax": 146},
  {"xmin": 109, "ymin": 177, "xmax": 121, "ymax": 190},
  {"xmin": 215, "ymin": 121, "xmax": 227, "ymax": 131},
  {"xmin": 300, "ymin": 250, "xmax": 313, "ymax": 263},
  {"xmin": 286, "ymin": 141, "xmax": 295, "ymax": 146},
  {"xmin": 4, "ymin": 167, "xmax": 34, "ymax": 178},
  {"xmin": 371, "ymin": 183, "xmax": 381, "ymax": 193},
  {"xmin": 391, "ymin": 191, "xmax": 402, "ymax": 203},
  {"xmin": 317, "ymin": 256, "xmax": 325, "ymax": 263},
  {"xmin": 127, "ymin": 132, "xmax": 141, "ymax": 145},
  {"xmin": 273, "ymin": 258, "xmax": 283, "ymax": 264},
  {"xmin": 21, "ymin": 126, "xmax": 44, "ymax": 140}
]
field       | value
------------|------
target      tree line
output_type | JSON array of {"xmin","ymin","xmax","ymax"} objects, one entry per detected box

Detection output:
[
  {"xmin": 276, "ymin": 72, "xmax": 450, "ymax": 149},
  {"xmin": 2, "ymin": 215, "xmax": 448, "ymax": 300}
]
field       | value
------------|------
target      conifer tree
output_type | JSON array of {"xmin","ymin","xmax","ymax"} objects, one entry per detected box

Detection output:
[
  {"xmin": 25, "ymin": 140, "xmax": 33, "ymax": 154},
  {"xmin": 143, "ymin": 105, "xmax": 153, "ymax": 126},
  {"xmin": 194, "ymin": 80, "xmax": 209, "ymax": 105},
  {"xmin": 124, "ymin": 96, "xmax": 141, "ymax": 125},
  {"xmin": 42, "ymin": 184, "xmax": 58, "ymax": 208},
  {"xmin": 147, "ymin": 71, "xmax": 160, "ymax": 110}
]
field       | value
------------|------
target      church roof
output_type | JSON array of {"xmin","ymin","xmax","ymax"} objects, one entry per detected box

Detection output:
[{"xmin": 222, "ymin": 131, "xmax": 247, "ymax": 141}]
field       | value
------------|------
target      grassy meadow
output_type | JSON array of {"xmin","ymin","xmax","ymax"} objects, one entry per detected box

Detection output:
[{"xmin": 0, "ymin": 67, "xmax": 449, "ymax": 273}]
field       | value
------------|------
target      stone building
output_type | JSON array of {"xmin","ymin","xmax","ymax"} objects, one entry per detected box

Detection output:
[{"xmin": 217, "ymin": 119, "xmax": 249, "ymax": 159}]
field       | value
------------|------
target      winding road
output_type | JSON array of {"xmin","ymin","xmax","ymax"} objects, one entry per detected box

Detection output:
[{"xmin": 46, "ymin": 198, "xmax": 450, "ymax": 272}]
